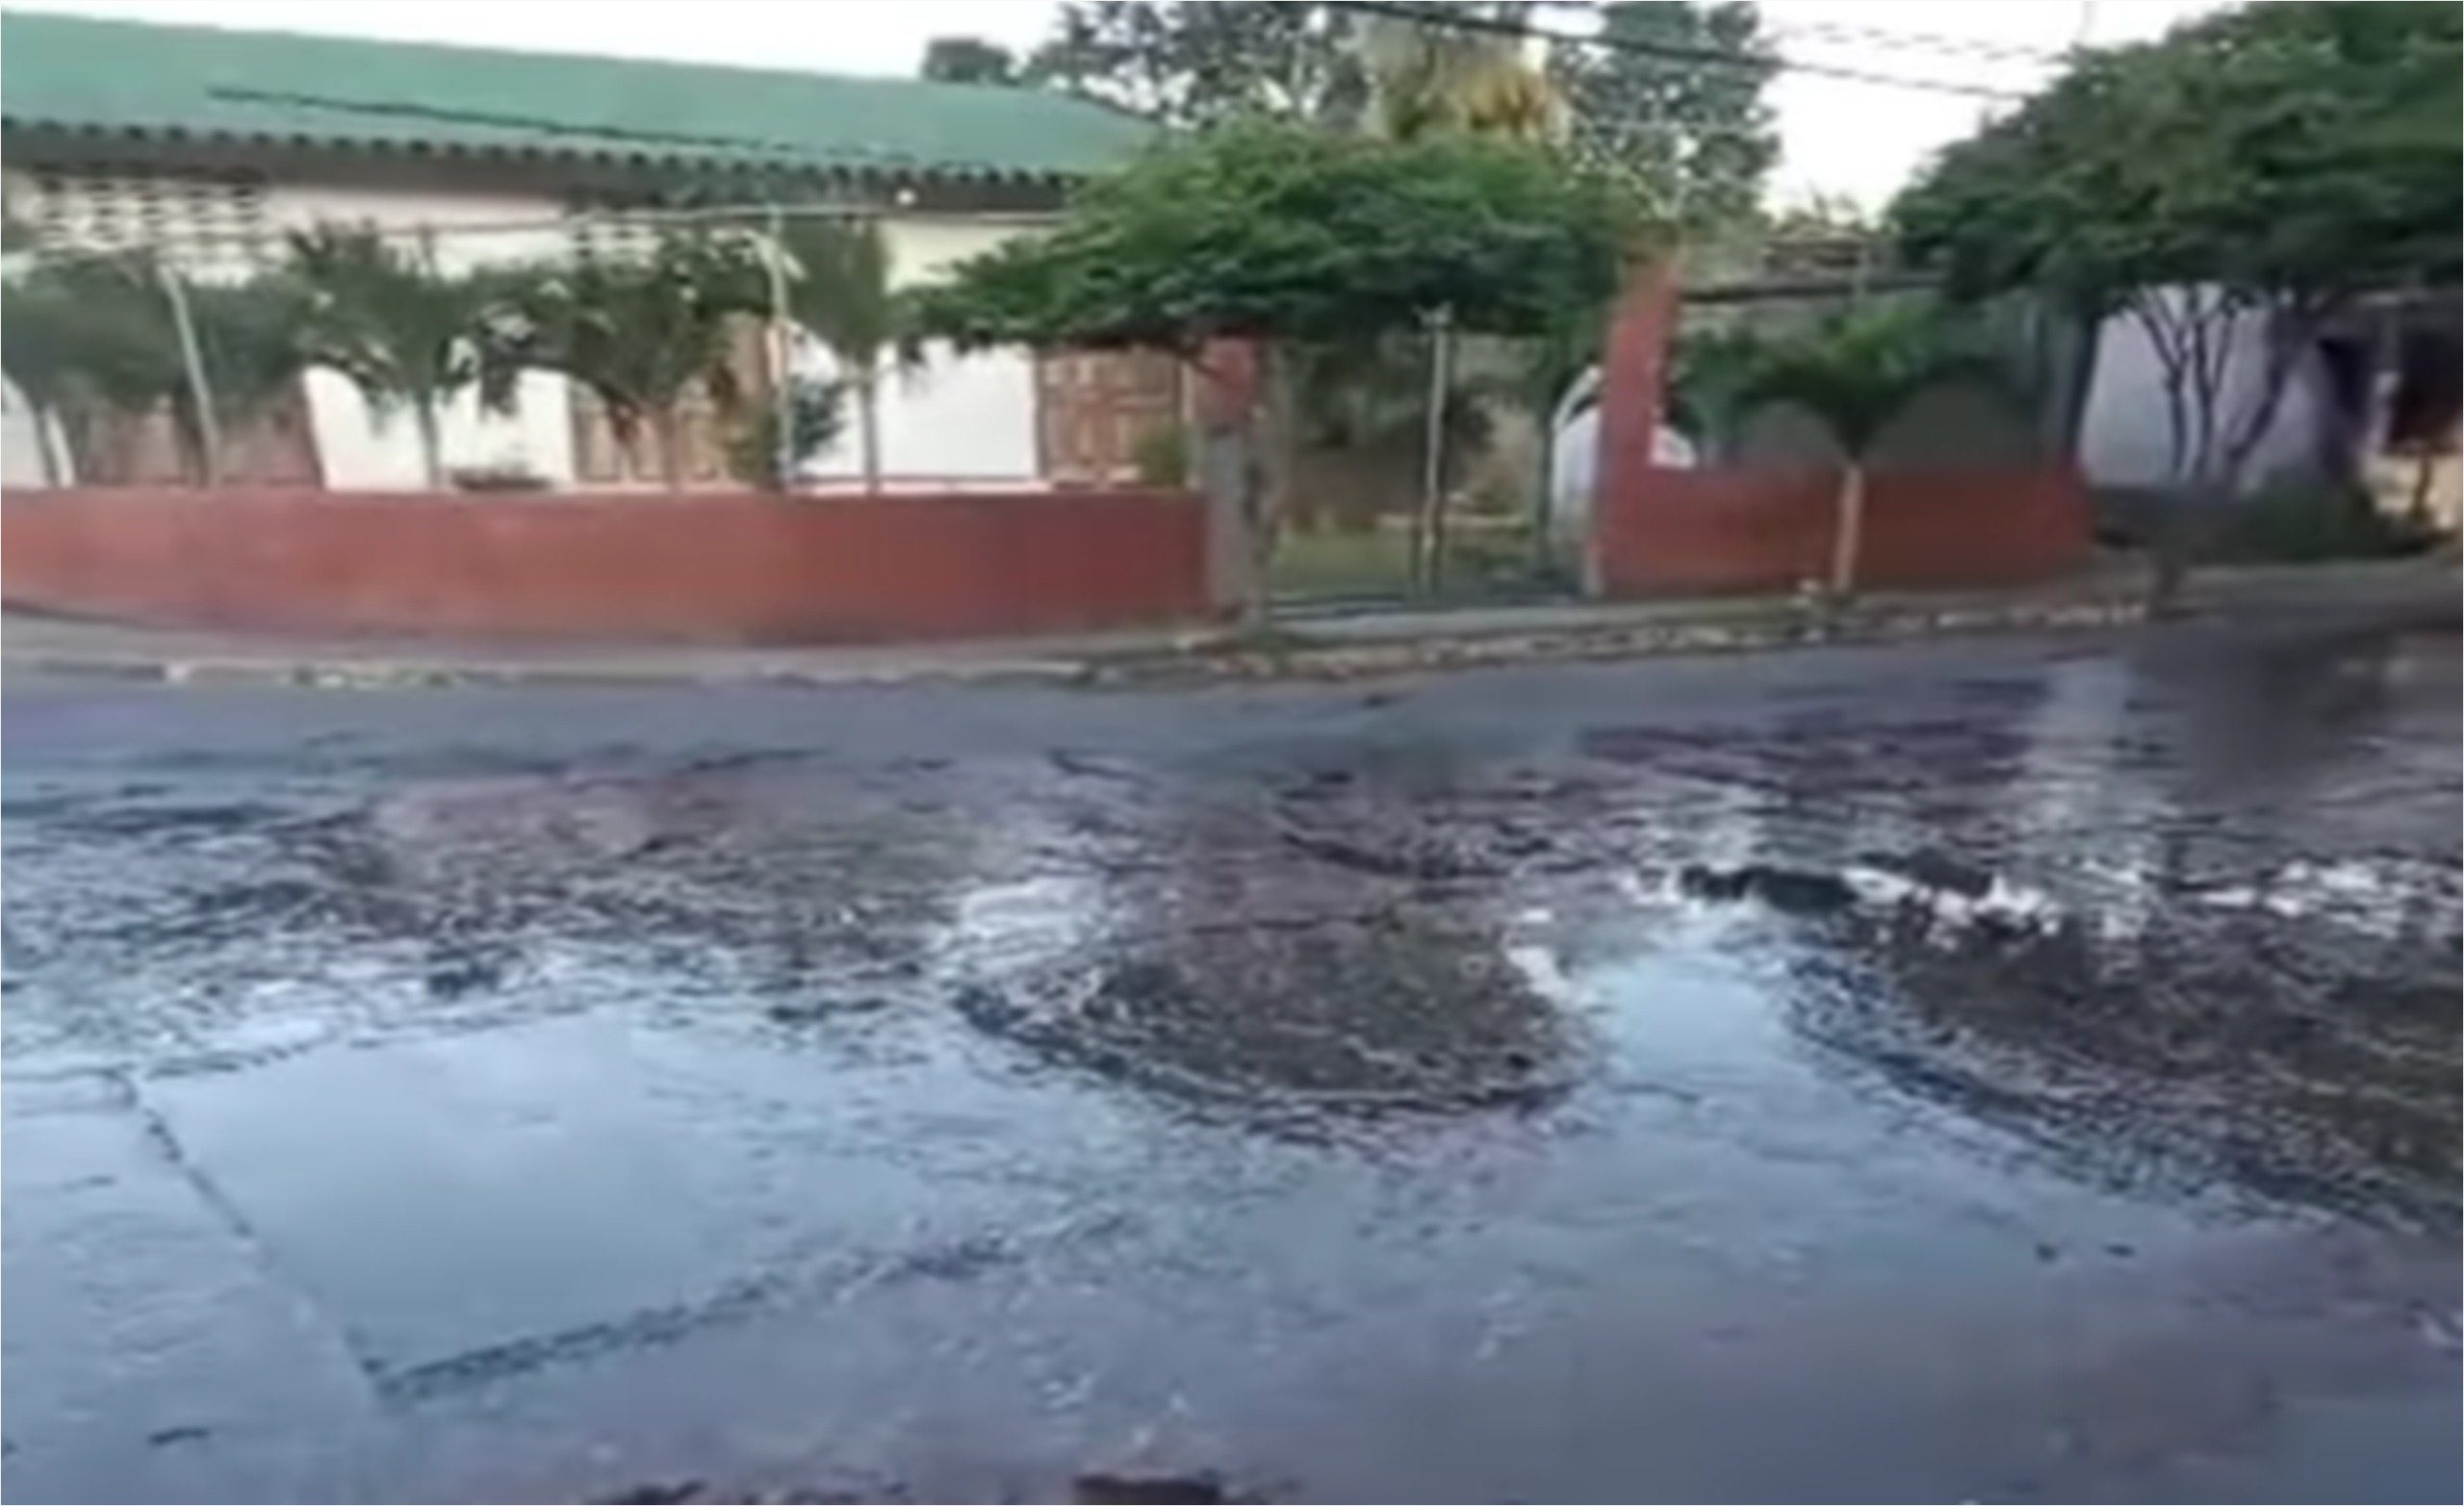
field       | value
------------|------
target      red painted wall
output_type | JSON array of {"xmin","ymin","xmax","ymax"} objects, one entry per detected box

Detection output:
[
  {"xmin": 3, "ymin": 487, "xmax": 1211, "ymax": 643},
  {"xmin": 1588, "ymin": 260, "xmax": 2091, "ymax": 598},
  {"xmin": 1596, "ymin": 465, "xmax": 2093, "ymax": 596}
]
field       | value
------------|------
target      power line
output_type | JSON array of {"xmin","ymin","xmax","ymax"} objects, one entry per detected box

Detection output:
[
  {"xmin": 1336, "ymin": 0, "xmax": 2035, "ymax": 101},
  {"xmin": 1532, "ymin": 1, "xmax": 2073, "ymax": 67},
  {"xmin": 1764, "ymin": 18, "xmax": 2069, "ymax": 68}
]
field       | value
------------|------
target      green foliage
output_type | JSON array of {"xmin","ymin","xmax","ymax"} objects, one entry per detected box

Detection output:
[
  {"xmin": 1026, "ymin": 2, "xmax": 1371, "ymax": 129},
  {"xmin": 914, "ymin": 123, "xmax": 1645, "ymax": 353},
  {"xmin": 768, "ymin": 216, "xmax": 925, "ymax": 490},
  {"xmin": 1896, "ymin": 0, "xmax": 2459, "ymax": 573},
  {"xmin": 1129, "ymin": 420, "xmax": 1193, "ymax": 487},
  {"xmin": 288, "ymin": 229, "xmax": 500, "ymax": 417},
  {"xmin": 1353, "ymin": 4, "xmax": 1557, "ymax": 143},
  {"xmin": 724, "ymin": 375, "xmax": 846, "ymax": 490},
  {"xmin": 1717, "ymin": 300, "xmax": 2002, "ymax": 459},
  {"xmin": 919, "ymin": 35, "xmax": 1022, "ymax": 85},
  {"xmin": 2217, "ymin": 482, "xmax": 2441, "ymax": 565},
  {"xmin": 1551, "ymin": 1, "xmax": 1780, "ymax": 233},
  {"xmin": 1897, "ymin": 3, "xmax": 2460, "ymax": 313},
  {"xmin": 488, "ymin": 234, "xmax": 764, "ymax": 484},
  {"xmin": 3, "ymin": 249, "xmax": 312, "ymax": 480},
  {"xmin": 183, "ymin": 273, "xmax": 315, "ymax": 435}
]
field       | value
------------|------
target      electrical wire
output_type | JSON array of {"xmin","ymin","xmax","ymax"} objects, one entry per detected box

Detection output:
[{"xmin": 1334, "ymin": 0, "xmax": 2037, "ymax": 100}]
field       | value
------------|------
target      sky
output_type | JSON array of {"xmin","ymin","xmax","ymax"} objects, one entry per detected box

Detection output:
[{"xmin": 3, "ymin": 0, "xmax": 2227, "ymax": 209}]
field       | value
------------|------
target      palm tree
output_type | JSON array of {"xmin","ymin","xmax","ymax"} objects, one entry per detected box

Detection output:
[
  {"xmin": 1730, "ymin": 301, "xmax": 1998, "ymax": 601},
  {"xmin": 176, "ymin": 273, "xmax": 315, "ymax": 482},
  {"xmin": 3, "ymin": 251, "xmax": 203, "ymax": 482},
  {"xmin": 287, "ymin": 227, "xmax": 501, "ymax": 489},
  {"xmin": 769, "ymin": 216, "xmax": 924, "ymax": 493},
  {"xmin": 1354, "ymin": 4, "xmax": 1561, "ymax": 144},
  {"xmin": 2, "ymin": 256, "xmax": 113, "ymax": 484},
  {"xmin": 492, "ymin": 233, "xmax": 762, "ymax": 489}
]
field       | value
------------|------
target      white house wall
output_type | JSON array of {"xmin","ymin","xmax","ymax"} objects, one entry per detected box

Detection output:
[
  {"xmin": 796, "ymin": 216, "xmax": 1046, "ymax": 486},
  {"xmin": 2076, "ymin": 289, "xmax": 2332, "ymax": 493},
  {"xmin": 258, "ymin": 178, "xmax": 582, "ymax": 489},
  {"xmin": 6, "ymin": 159, "xmax": 1056, "ymax": 490}
]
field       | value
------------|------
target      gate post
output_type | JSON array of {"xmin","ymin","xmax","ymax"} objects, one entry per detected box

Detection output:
[{"xmin": 1591, "ymin": 259, "xmax": 1682, "ymax": 598}]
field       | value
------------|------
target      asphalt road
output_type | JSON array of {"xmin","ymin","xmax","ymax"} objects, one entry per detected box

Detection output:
[{"xmin": 6, "ymin": 615, "xmax": 2459, "ymax": 1503}]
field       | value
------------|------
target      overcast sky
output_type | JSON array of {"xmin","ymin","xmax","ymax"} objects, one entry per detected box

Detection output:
[{"xmin": 5, "ymin": 0, "xmax": 2226, "ymax": 208}]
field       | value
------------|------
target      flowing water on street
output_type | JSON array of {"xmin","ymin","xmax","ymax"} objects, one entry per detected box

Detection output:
[{"xmin": 5, "ymin": 620, "xmax": 2457, "ymax": 1502}]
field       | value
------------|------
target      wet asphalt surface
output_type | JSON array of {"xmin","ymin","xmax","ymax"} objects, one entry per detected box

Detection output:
[{"xmin": 4, "ymin": 614, "xmax": 2460, "ymax": 1504}]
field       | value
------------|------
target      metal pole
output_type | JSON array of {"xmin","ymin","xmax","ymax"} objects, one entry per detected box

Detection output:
[
  {"xmin": 1416, "ymin": 305, "xmax": 1455, "ymax": 596},
  {"xmin": 765, "ymin": 203, "xmax": 796, "ymax": 491},
  {"xmin": 155, "ymin": 261, "xmax": 222, "ymax": 485}
]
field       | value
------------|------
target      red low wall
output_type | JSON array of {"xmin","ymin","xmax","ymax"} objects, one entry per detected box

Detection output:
[
  {"xmin": 3, "ymin": 487, "xmax": 1211, "ymax": 644},
  {"xmin": 1596, "ymin": 465, "xmax": 2092, "ymax": 597}
]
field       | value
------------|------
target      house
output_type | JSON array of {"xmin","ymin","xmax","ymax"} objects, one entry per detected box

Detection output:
[
  {"xmin": 2075, "ymin": 285, "xmax": 2462, "ymax": 522},
  {"xmin": 0, "ymin": 11, "xmax": 1177, "ymax": 492}
]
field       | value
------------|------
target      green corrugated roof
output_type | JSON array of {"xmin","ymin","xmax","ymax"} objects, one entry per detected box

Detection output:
[{"xmin": 0, "ymin": 11, "xmax": 1150, "ymax": 182}]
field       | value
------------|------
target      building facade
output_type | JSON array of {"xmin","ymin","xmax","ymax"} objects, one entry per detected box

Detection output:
[{"xmin": 1, "ymin": 11, "xmax": 1178, "ymax": 493}]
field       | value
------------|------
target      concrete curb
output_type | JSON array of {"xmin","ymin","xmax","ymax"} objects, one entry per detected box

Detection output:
[
  {"xmin": 1079, "ymin": 598, "xmax": 2154, "ymax": 687},
  {"xmin": 7, "ymin": 563, "xmax": 2450, "ymax": 692}
]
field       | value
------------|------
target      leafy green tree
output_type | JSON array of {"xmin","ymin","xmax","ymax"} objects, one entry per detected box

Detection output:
[
  {"xmin": 288, "ymin": 228, "xmax": 506, "ymax": 489},
  {"xmin": 920, "ymin": 36, "xmax": 1022, "ymax": 86},
  {"xmin": 1026, "ymin": 2, "xmax": 1372, "ymax": 129},
  {"xmin": 1726, "ymin": 301, "xmax": 1998, "ymax": 601},
  {"xmin": 1894, "ymin": 1, "xmax": 2461, "ymax": 604},
  {"xmin": 490, "ymin": 234, "xmax": 763, "ymax": 488},
  {"xmin": 1550, "ymin": 1, "xmax": 1780, "ymax": 235},
  {"xmin": 769, "ymin": 217, "xmax": 925, "ymax": 494},
  {"xmin": 912, "ymin": 124, "xmax": 1644, "ymax": 623}
]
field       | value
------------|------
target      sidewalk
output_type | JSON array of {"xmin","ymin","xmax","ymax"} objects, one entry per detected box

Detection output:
[{"xmin": 5, "ymin": 560, "xmax": 2452, "ymax": 691}]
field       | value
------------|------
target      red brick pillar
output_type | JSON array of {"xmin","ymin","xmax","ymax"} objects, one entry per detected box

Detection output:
[{"xmin": 1590, "ymin": 259, "xmax": 1681, "ymax": 595}]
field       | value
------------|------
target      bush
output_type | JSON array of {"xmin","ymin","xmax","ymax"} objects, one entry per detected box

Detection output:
[
  {"xmin": 2217, "ymin": 482, "xmax": 2441, "ymax": 564},
  {"xmin": 1130, "ymin": 421, "xmax": 1193, "ymax": 488}
]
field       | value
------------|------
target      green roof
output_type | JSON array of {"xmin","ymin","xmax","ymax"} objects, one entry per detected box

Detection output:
[{"xmin": 0, "ymin": 11, "xmax": 1150, "ymax": 183}]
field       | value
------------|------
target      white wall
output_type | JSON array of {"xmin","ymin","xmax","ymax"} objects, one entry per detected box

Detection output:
[
  {"xmin": 794, "ymin": 215, "xmax": 1046, "ymax": 485},
  {"xmin": 2, "ymin": 377, "xmax": 68, "ymax": 489},
  {"xmin": 259, "ymin": 179, "xmax": 582, "ymax": 489},
  {"xmin": 2077, "ymin": 289, "xmax": 2333, "ymax": 493}
]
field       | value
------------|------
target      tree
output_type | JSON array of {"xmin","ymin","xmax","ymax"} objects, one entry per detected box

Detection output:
[
  {"xmin": 3, "ymin": 250, "xmax": 308, "ymax": 484},
  {"xmin": 490, "ymin": 234, "xmax": 763, "ymax": 489},
  {"xmin": 920, "ymin": 36, "xmax": 1022, "ymax": 86},
  {"xmin": 1, "ymin": 254, "xmax": 130, "ymax": 484},
  {"xmin": 1355, "ymin": 4, "xmax": 1558, "ymax": 143},
  {"xmin": 1894, "ymin": 2, "xmax": 2462, "ymax": 605},
  {"xmin": 912, "ymin": 124, "xmax": 1646, "ymax": 624},
  {"xmin": 180, "ymin": 274, "xmax": 315, "ymax": 479},
  {"xmin": 1551, "ymin": 2, "xmax": 1780, "ymax": 235},
  {"xmin": 288, "ymin": 228, "xmax": 505, "ymax": 489},
  {"xmin": 1726, "ymin": 300, "xmax": 1999, "ymax": 603},
  {"xmin": 768, "ymin": 217, "xmax": 925, "ymax": 494},
  {"xmin": 1025, "ymin": 2, "xmax": 1371, "ymax": 129}
]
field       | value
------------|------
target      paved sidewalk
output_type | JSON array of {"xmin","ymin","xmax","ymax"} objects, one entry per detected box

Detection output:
[{"xmin": 4, "ymin": 560, "xmax": 2451, "ymax": 690}]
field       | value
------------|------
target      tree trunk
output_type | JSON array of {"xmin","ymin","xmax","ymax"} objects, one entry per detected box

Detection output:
[
  {"xmin": 651, "ymin": 407, "xmax": 690, "ymax": 490},
  {"xmin": 413, "ymin": 401, "xmax": 447, "ymax": 491},
  {"xmin": 1827, "ymin": 461, "xmax": 1867, "ymax": 601},
  {"xmin": 857, "ymin": 371, "xmax": 885, "ymax": 495}
]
